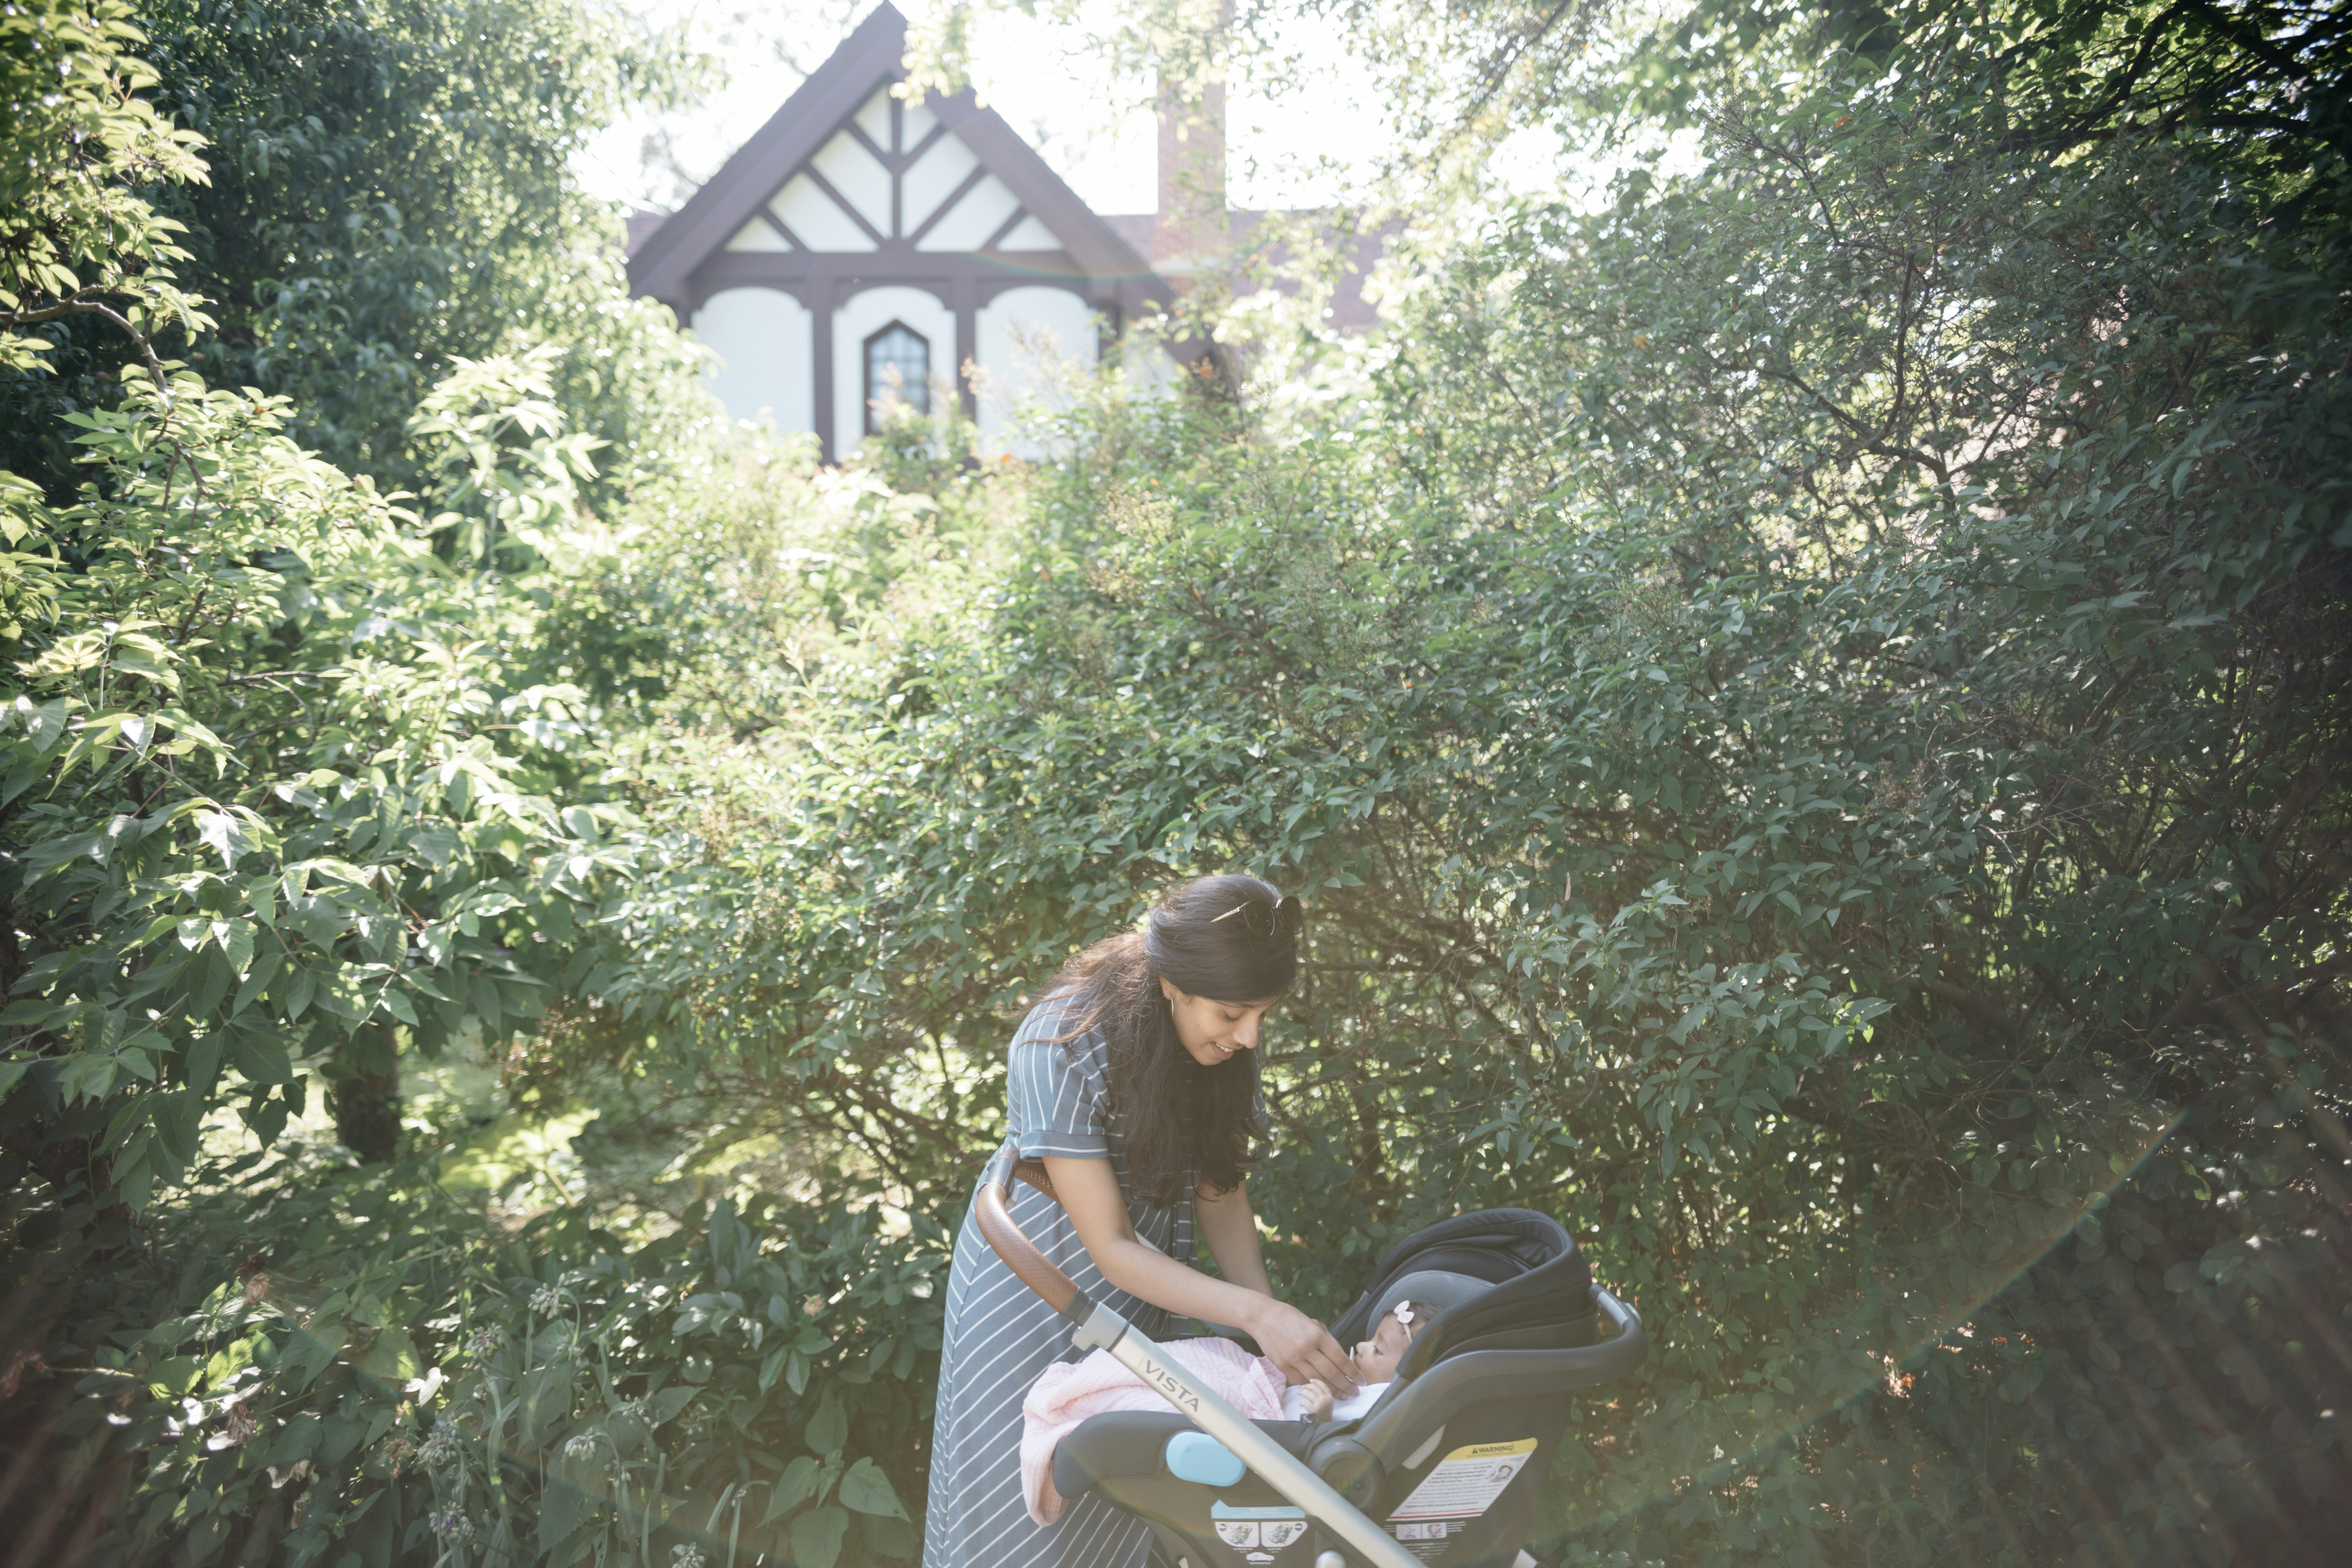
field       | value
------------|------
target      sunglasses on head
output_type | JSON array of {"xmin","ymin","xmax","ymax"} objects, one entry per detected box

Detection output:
[{"xmin": 1210, "ymin": 894, "xmax": 1304, "ymax": 940}]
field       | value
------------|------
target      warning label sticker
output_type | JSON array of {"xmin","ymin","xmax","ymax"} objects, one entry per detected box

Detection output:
[
  {"xmin": 1387, "ymin": 1524, "xmax": 1453, "ymax": 1563},
  {"xmin": 1386, "ymin": 1437, "xmax": 1540, "ymax": 1523}
]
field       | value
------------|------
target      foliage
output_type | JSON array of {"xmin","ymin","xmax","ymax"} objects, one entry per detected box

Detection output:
[
  {"xmin": 537, "ymin": 31, "xmax": 2347, "ymax": 1568},
  {"xmin": 3, "ymin": 1139, "xmax": 943, "ymax": 1568},
  {"xmin": 0, "ymin": 344, "xmax": 640, "ymax": 1198},
  {"xmin": 2, "ymin": 0, "xmax": 713, "ymax": 501},
  {"xmin": 5, "ymin": 3, "xmax": 2350, "ymax": 1567},
  {"xmin": 1338, "ymin": 70, "xmax": 2352, "ymax": 1555},
  {"xmin": 1280, "ymin": 0, "xmax": 2352, "ymax": 220},
  {"xmin": 0, "ymin": 0, "xmax": 212, "ymax": 388}
]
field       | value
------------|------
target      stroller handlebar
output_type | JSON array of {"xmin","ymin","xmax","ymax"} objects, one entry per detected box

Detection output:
[{"xmin": 973, "ymin": 1157, "xmax": 1100, "ymax": 1325}]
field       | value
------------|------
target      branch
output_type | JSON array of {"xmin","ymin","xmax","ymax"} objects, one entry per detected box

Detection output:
[
  {"xmin": 2, "ymin": 297, "xmax": 167, "ymax": 393},
  {"xmin": 1458, "ymin": 0, "xmax": 1581, "ymax": 132},
  {"xmin": 2028, "ymin": 3, "xmax": 2194, "ymax": 154}
]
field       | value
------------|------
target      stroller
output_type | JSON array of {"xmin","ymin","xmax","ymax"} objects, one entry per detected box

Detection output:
[{"xmin": 975, "ymin": 1161, "xmax": 1644, "ymax": 1568}]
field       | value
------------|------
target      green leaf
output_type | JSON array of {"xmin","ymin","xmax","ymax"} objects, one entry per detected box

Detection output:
[
  {"xmin": 805, "ymin": 1391, "xmax": 847, "ymax": 1456},
  {"xmin": 284, "ymin": 1322, "xmax": 344, "ymax": 1391},
  {"xmin": 264, "ymin": 1412, "xmax": 322, "ymax": 1470},
  {"xmin": 151, "ymin": 1088, "xmax": 201, "ymax": 1164},
  {"xmin": 216, "ymin": 918, "xmax": 256, "ymax": 976},
  {"xmin": 536, "ymin": 1472, "xmax": 588, "ymax": 1552},
  {"xmin": 148, "ymin": 1356, "xmax": 203, "ymax": 1396},
  {"xmin": 0, "ymin": 999, "xmax": 67, "ymax": 1030},
  {"xmin": 106, "ymin": 631, "xmax": 182, "ymax": 691},
  {"xmin": 183, "ymin": 948, "xmax": 231, "ymax": 1021},
  {"xmin": 786, "ymin": 1504, "xmax": 848, "ymax": 1568},
  {"xmin": 646, "ymin": 1384, "xmax": 697, "ymax": 1426},
  {"xmin": 232, "ymin": 948, "xmax": 282, "ymax": 1016},
  {"xmin": 472, "ymin": 971, "xmax": 505, "ymax": 1034},
  {"xmin": 184, "ymin": 1034, "xmax": 222, "ymax": 1096},
  {"xmin": 288, "ymin": 895, "xmax": 344, "ymax": 949},
  {"xmin": 281, "ymin": 966, "xmax": 317, "ymax": 1021},
  {"xmin": 838, "ymin": 1457, "xmax": 908, "ymax": 1521},
  {"xmin": 226, "ymin": 1035, "xmax": 292, "ymax": 1086},
  {"xmin": 359, "ymin": 1325, "xmax": 420, "ymax": 1384},
  {"xmin": 58, "ymin": 1052, "xmax": 118, "ymax": 1104},
  {"xmin": 760, "ymin": 1456, "xmax": 822, "ymax": 1526},
  {"xmin": 196, "ymin": 810, "xmax": 251, "ymax": 869},
  {"xmin": 378, "ymin": 984, "xmax": 417, "ymax": 1027},
  {"xmin": 19, "ymin": 698, "xmax": 73, "ymax": 760},
  {"xmin": 24, "ymin": 832, "xmax": 102, "ymax": 872}
]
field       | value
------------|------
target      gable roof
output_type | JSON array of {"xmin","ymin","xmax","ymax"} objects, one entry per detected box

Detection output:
[{"xmin": 626, "ymin": 3, "xmax": 1166, "ymax": 317}]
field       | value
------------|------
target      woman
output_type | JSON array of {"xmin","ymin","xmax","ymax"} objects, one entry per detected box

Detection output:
[{"xmin": 923, "ymin": 874, "xmax": 1357, "ymax": 1568}]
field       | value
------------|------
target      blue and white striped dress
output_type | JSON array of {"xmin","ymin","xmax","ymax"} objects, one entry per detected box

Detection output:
[{"xmin": 923, "ymin": 1003, "xmax": 1196, "ymax": 1568}]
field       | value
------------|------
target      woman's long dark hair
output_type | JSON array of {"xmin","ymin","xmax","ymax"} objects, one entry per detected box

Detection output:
[{"xmin": 1042, "ymin": 874, "xmax": 1300, "ymax": 1202}]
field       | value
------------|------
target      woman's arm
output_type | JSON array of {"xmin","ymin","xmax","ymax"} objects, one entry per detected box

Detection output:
[
  {"xmin": 1194, "ymin": 1177, "xmax": 1274, "ymax": 1299},
  {"xmin": 1044, "ymin": 1155, "xmax": 1357, "ymax": 1392}
]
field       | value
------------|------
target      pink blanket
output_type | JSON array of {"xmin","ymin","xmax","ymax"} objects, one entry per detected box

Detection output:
[{"xmin": 1019, "ymin": 1338, "xmax": 1289, "ymax": 1525}]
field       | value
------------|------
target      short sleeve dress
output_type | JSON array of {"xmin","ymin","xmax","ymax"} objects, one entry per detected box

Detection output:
[{"xmin": 923, "ymin": 1002, "xmax": 1197, "ymax": 1568}]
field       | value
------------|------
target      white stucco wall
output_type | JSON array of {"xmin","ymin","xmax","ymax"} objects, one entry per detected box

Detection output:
[
  {"xmin": 691, "ymin": 286, "xmax": 815, "ymax": 433},
  {"xmin": 901, "ymin": 133, "xmax": 979, "ymax": 236},
  {"xmin": 832, "ymin": 285, "xmax": 957, "ymax": 456},
  {"xmin": 771, "ymin": 173, "xmax": 873, "ymax": 251},
  {"xmin": 809, "ymin": 128, "xmax": 891, "ymax": 236},
  {"xmin": 919, "ymin": 175, "xmax": 1022, "ymax": 252},
  {"xmin": 973, "ymin": 286, "xmax": 1100, "ymax": 456}
]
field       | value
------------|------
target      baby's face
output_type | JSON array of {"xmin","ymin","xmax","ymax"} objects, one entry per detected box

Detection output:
[{"xmin": 1350, "ymin": 1314, "xmax": 1416, "ymax": 1384}]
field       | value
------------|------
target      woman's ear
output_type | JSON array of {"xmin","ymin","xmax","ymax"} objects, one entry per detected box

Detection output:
[{"xmin": 1159, "ymin": 976, "xmax": 1184, "ymax": 1004}]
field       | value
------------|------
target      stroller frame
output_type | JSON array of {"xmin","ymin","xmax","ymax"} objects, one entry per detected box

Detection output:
[{"xmin": 972, "ymin": 1159, "xmax": 1644, "ymax": 1568}]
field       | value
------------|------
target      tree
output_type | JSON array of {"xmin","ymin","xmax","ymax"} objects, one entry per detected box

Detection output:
[{"xmin": 1, "ymin": 0, "xmax": 710, "ymax": 502}]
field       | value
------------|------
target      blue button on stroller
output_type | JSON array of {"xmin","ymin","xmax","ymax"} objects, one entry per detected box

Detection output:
[{"xmin": 975, "ymin": 1161, "xmax": 1645, "ymax": 1568}]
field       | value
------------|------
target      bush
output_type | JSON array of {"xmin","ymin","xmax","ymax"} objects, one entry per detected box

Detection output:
[{"xmin": 5, "ymin": 1139, "xmax": 944, "ymax": 1567}]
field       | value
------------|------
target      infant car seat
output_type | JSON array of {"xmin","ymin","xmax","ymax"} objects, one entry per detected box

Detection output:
[{"xmin": 1048, "ymin": 1206, "xmax": 1641, "ymax": 1568}]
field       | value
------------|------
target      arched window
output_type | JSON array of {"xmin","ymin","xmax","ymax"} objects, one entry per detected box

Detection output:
[{"xmin": 863, "ymin": 320, "xmax": 930, "ymax": 430}]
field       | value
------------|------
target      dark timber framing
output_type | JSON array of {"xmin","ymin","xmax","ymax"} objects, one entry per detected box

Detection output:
[{"xmin": 626, "ymin": 2, "xmax": 1174, "ymax": 462}]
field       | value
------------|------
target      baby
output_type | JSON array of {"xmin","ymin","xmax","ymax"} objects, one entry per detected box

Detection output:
[
  {"xmin": 1019, "ymin": 1299, "xmax": 1442, "ymax": 1525},
  {"xmin": 1281, "ymin": 1299, "xmax": 1439, "ymax": 1421}
]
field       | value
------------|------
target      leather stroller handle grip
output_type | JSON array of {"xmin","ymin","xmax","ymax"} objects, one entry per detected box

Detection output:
[
  {"xmin": 1010, "ymin": 1157, "xmax": 1060, "ymax": 1203},
  {"xmin": 974, "ymin": 1160, "xmax": 1082, "ymax": 1316}
]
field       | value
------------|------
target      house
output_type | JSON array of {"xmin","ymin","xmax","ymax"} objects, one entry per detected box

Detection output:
[
  {"xmin": 625, "ymin": 1, "xmax": 1386, "ymax": 460},
  {"xmin": 624, "ymin": 3, "xmax": 1173, "ymax": 461}
]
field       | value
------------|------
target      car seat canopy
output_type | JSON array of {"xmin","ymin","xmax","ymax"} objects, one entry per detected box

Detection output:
[
  {"xmin": 1371, "ymin": 1268, "xmax": 1493, "ymax": 1324},
  {"xmin": 1336, "ymin": 1208, "xmax": 1590, "ymax": 1350}
]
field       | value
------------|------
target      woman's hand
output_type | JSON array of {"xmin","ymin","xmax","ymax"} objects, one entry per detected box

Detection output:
[
  {"xmin": 1245, "ymin": 1299, "xmax": 1357, "ymax": 1395},
  {"xmin": 1044, "ymin": 1157, "xmax": 1351, "ymax": 1390}
]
